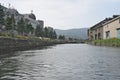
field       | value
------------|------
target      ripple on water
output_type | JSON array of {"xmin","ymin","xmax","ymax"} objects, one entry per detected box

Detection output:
[{"xmin": 0, "ymin": 44, "xmax": 120, "ymax": 80}]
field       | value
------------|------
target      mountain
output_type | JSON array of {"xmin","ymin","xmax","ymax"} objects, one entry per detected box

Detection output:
[{"xmin": 55, "ymin": 28, "xmax": 88, "ymax": 40}]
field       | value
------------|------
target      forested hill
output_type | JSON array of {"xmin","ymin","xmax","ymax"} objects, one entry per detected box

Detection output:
[{"xmin": 55, "ymin": 28, "xmax": 88, "ymax": 39}]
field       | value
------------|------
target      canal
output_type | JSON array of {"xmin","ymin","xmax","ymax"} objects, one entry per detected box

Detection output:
[{"xmin": 0, "ymin": 44, "xmax": 120, "ymax": 80}]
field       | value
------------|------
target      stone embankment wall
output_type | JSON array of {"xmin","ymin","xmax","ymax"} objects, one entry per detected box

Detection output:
[{"xmin": 0, "ymin": 38, "xmax": 65, "ymax": 52}]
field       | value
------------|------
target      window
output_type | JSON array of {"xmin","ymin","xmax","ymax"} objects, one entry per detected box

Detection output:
[
  {"xmin": 98, "ymin": 28, "xmax": 100, "ymax": 31},
  {"xmin": 95, "ymin": 34, "xmax": 97, "ymax": 40},
  {"xmin": 117, "ymin": 28, "xmax": 120, "ymax": 39},
  {"xmin": 98, "ymin": 33, "xmax": 101, "ymax": 39},
  {"xmin": 106, "ymin": 31, "xmax": 110, "ymax": 39}
]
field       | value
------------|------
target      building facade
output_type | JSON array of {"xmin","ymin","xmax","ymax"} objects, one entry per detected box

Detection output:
[
  {"xmin": 23, "ymin": 14, "xmax": 44, "ymax": 29},
  {"xmin": 1, "ymin": 4, "xmax": 44, "ymax": 36},
  {"xmin": 103, "ymin": 16, "xmax": 120, "ymax": 39},
  {"xmin": 88, "ymin": 15, "xmax": 120, "ymax": 40},
  {"xmin": 88, "ymin": 18, "xmax": 110, "ymax": 40},
  {"xmin": 37, "ymin": 20, "xmax": 44, "ymax": 28}
]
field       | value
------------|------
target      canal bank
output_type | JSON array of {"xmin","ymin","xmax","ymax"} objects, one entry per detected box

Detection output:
[
  {"xmin": 0, "ymin": 37, "xmax": 66, "ymax": 53},
  {"xmin": 89, "ymin": 38, "xmax": 120, "ymax": 47}
]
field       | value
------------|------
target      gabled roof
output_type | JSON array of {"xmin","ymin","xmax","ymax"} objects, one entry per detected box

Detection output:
[{"xmin": 90, "ymin": 18, "xmax": 111, "ymax": 30}]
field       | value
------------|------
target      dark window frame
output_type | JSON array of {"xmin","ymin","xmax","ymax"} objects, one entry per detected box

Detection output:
[{"xmin": 106, "ymin": 31, "xmax": 110, "ymax": 39}]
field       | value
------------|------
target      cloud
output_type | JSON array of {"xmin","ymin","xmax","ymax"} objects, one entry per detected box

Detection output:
[
  {"xmin": 1, "ymin": 0, "xmax": 120, "ymax": 29},
  {"xmin": 1, "ymin": 0, "xmax": 93, "ymax": 29}
]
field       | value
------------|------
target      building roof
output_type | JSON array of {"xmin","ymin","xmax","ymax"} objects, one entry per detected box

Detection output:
[
  {"xmin": 103, "ymin": 15, "xmax": 120, "ymax": 26},
  {"xmin": 90, "ymin": 15, "xmax": 120, "ymax": 30},
  {"xmin": 28, "ymin": 13, "xmax": 36, "ymax": 20},
  {"xmin": 90, "ymin": 18, "xmax": 110, "ymax": 30}
]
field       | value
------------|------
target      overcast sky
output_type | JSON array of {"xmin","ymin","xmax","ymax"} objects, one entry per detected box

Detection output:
[{"xmin": 1, "ymin": 0, "xmax": 120, "ymax": 29}]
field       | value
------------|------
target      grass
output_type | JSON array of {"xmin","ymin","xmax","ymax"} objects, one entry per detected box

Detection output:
[
  {"xmin": 0, "ymin": 32, "xmax": 55, "ymax": 43},
  {"xmin": 92, "ymin": 38, "xmax": 120, "ymax": 47}
]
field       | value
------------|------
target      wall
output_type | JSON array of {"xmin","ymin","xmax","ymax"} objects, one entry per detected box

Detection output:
[
  {"xmin": 90, "ymin": 26, "xmax": 103, "ymax": 40},
  {"xmin": 0, "ymin": 37, "xmax": 64, "ymax": 52},
  {"xmin": 103, "ymin": 18, "xmax": 120, "ymax": 39}
]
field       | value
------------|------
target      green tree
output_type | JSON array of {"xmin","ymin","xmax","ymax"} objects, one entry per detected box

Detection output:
[
  {"xmin": 28, "ymin": 23, "xmax": 34, "ymax": 34},
  {"xmin": 44, "ymin": 27, "xmax": 49, "ymax": 37},
  {"xmin": 26, "ymin": 23, "xmax": 34, "ymax": 34},
  {"xmin": 17, "ymin": 18, "xmax": 25, "ymax": 35},
  {"xmin": 0, "ymin": 4, "xmax": 4, "ymax": 26},
  {"xmin": 49, "ymin": 30, "xmax": 57, "ymax": 39},
  {"xmin": 53, "ymin": 30, "xmax": 57, "ymax": 39},
  {"xmin": 59, "ymin": 35, "xmax": 65, "ymax": 40},
  {"xmin": 11, "ymin": 14, "xmax": 16, "ymax": 30},
  {"xmin": 49, "ymin": 30, "xmax": 53, "ymax": 38},
  {"xmin": 5, "ymin": 17, "xmax": 12, "ymax": 30},
  {"xmin": 68, "ymin": 37, "xmax": 73, "ymax": 41},
  {"xmin": 43, "ymin": 27, "xmax": 57, "ymax": 39},
  {"xmin": 35, "ymin": 25, "xmax": 43, "ymax": 37}
]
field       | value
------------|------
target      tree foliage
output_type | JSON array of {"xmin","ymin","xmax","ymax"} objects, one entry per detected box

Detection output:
[
  {"xmin": 35, "ymin": 25, "xmax": 43, "ymax": 37},
  {"xmin": 17, "ymin": 18, "xmax": 25, "ymax": 35},
  {"xmin": 43, "ymin": 27, "xmax": 57, "ymax": 39},
  {"xmin": 11, "ymin": 14, "xmax": 16, "ymax": 30},
  {"xmin": 5, "ymin": 17, "xmax": 13, "ymax": 30},
  {"xmin": 0, "ymin": 4, "xmax": 4, "ymax": 25},
  {"xmin": 17, "ymin": 18, "xmax": 35, "ymax": 36},
  {"xmin": 27, "ymin": 23, "xmax": 34, "ymax": 34},
  {"xmin": 49, "ymin": 30, "xmax": 57, "ymax": 39},
  {"xmin": 59, "ymin": 35, "xmax": 65, "ymax": 40},
  {"xmin": 0, "ymin": 5, "xmax": 57, "ymax": 38},
  {"xmin": 44, "ymin": 27, "xmax": 49, "ymax": 37},
  {"xmin": 5, "ymin": 14, "xmax": 16, "ymax": 31}
]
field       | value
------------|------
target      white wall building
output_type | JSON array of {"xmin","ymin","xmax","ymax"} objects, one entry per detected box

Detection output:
[{"xmin": 1, "ymin": 4, "xmax": 44, "ymax": 33}]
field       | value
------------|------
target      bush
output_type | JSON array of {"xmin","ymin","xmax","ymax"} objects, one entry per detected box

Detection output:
[{"xmin": 0, "ymin": 33, "xmax": 12, "ymax": 38}]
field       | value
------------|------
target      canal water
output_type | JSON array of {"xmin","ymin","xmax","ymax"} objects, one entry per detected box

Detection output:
[{"xmin": 0, "ymin": 44, "xmax": 120, "ymax": 80}]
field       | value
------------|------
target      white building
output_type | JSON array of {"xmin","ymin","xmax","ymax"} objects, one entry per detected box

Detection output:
[
  {"xmin": 0, "ymin": 4, "xmax": 44, "ymax": 36},
  {"xmin": 23, "ymin": 14, "xmax": 44, "ymax": 29}
]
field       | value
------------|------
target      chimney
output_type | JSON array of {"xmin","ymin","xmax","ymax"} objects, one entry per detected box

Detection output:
[{"xmin": 113, "ymin": 15, "xmax": 120, "ymax": 18}]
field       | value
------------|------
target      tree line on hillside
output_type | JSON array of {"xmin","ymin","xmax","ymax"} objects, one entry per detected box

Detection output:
[{"xmin": 0, "ymin": 4, "xmax": 57, "ymax": 39}]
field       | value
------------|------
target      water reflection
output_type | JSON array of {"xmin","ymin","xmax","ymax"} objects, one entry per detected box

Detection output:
[{"xmin": 0, "ymin": 44, "xmax": 120, "ymax": 80}]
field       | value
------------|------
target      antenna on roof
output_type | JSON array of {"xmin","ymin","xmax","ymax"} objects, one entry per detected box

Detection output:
[
  {"xmin": 31, "ymin": 10, "xmax": 33, "ymax": 14},
  {"xmin": 8, "ymin": 3, "xmax": 11, "ymax": 8}
]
